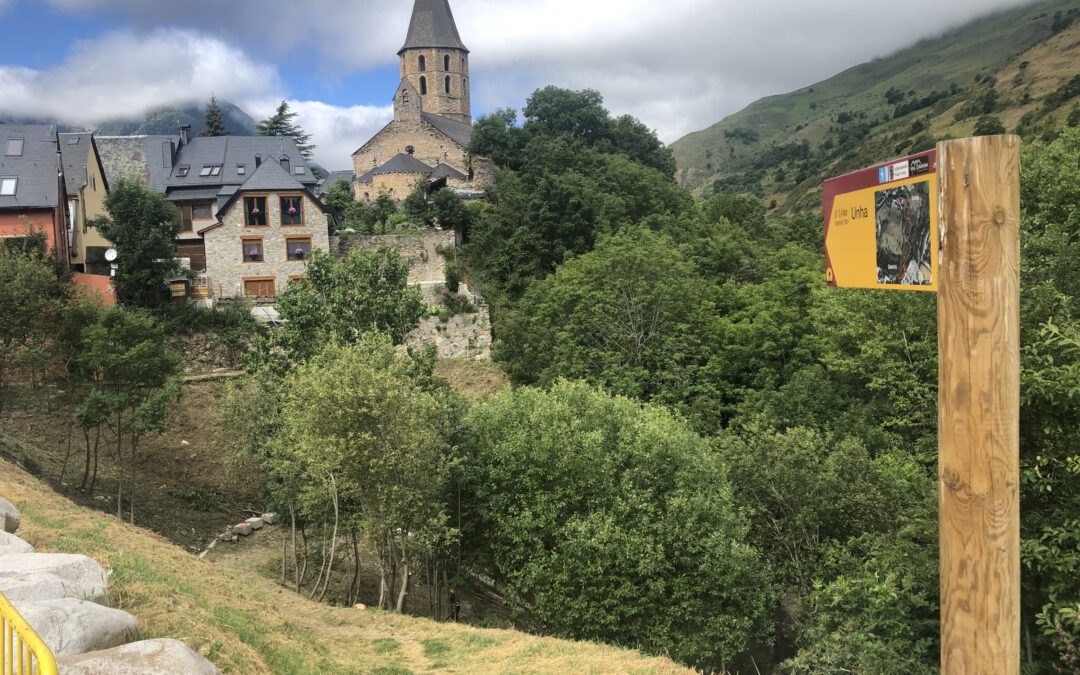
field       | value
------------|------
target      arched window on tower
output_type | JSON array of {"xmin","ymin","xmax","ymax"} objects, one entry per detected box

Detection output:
[
  {"xmin": 444, "ymin": 55, "xmax": 450, "ymax": 71},
  {"xmin": 419, "ymin": 55, "xmax": 426, "ymax": 71},
  {"xmin": 420, "ymin": 77, "xmax": 427, "ymax": 95},
  {"xmin": 445, "ymin": 76, "xmax": 451, "ymax": 94}
]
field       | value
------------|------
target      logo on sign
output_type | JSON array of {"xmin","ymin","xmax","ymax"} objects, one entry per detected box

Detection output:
[
  {"xmin": 910, "ymin": 155, "xmax": 931, "ymax": 176},
  {"xmin": 891, "ymin": 161, "xmax": 910, "ymax": 181},
  {"xmin": 878, "ymin": 166, "xmax": 891, "ymax": 184}
]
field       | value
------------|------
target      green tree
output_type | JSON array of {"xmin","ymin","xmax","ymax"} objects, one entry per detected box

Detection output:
[
  {"xmin": 461, "ymin": 381, "xmax": 772, "ymax": 670},
  {"xmin": 76, "ymin": 308, "xmax": 180, "ymax": 522},
  {"xmin": 973, "ymin": 114, "xmax": 1007, "ymax": 136},
  {"xmin": 200, "ymin": 95, "xmax": 227, "ymax": 137},
  {"xmin": 402, "ymin": 180, "xmax": 433, "ymax": 226},
  {"xmin": 91, "ymin": 178, "xmax": 180, "ymax": 309},
  {"xmin": 268, "ymin": 248, "xmax": 424, "ymax": 365},
  {"xmin": 0, "ymin": 247, "xmax": 67, "ymax": 408},
  {"xmin": 431, "ymin": 189, "xmax": 468, "ymax": 230},
  {"xmin": 256, "ymin": 100, "xmax": 315, "ymax": 159}
]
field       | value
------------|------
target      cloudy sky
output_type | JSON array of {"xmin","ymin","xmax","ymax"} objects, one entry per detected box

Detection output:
[{"xmin": 0, "ymin": 0, "xmax": 1040, "ymax": 169}]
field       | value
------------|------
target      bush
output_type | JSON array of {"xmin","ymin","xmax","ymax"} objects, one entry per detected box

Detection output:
[{"xmin": 444, "ymin": 260, "xmax": 461, "ymax": 293}]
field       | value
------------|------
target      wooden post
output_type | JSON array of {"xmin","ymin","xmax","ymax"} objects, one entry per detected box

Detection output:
[{"xmin": 937, "ymin": 135, "xmax": 1021, "ymax": 674}]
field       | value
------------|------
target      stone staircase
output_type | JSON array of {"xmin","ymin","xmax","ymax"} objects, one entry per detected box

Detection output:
[{"xmin": 0, "ymin": 496, "xmax": 220, "ymax": 674}]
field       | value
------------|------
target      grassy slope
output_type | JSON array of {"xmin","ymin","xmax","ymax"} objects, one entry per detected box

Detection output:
[
  {"xmin": 0, "ymin": 456, "xmax": 692, "ymax": 675},
  {"xmin": 671, "ymin": 0, "xmax": 1080, "ymax": 210}
]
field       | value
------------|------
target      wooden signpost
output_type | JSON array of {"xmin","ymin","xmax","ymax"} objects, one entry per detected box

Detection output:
[{"xmin": 824, "ymin": 135, "xmax": 1021, "ymax": 675}]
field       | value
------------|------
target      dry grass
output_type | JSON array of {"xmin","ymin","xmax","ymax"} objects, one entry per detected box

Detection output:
[
  {"xmin": 0, "ymin": 458, "xmax": 694, "ymax": 674},
  {"xmin": 434, "ymin": 359, "xmax": 511, "ymax": 403}
]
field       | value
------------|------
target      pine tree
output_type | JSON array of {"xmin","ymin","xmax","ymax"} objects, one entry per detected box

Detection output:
[
  {"xmin": 200, "ymin": 96, "xmax": 228, "ymax": 137},
  {"xmin": 256, "ymin": 100, "xmax": 315, "ymax": 159}
]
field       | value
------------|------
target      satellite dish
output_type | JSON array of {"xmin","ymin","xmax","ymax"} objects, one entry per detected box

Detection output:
[{"xmin": 104, "ymin": 248, "xmax": 118, "ymax": 262}]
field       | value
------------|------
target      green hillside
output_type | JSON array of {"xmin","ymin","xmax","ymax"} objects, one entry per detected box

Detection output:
[
  {"xmin": 672, "ymin": 0, "xmax": 1080, "ymax": 213},
  {"xmin": 2, "ymin": 100, "xmax": 256, "ymax": 137}
]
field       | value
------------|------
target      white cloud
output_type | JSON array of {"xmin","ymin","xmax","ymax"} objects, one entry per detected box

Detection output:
[
  {"xmin": 0, "ymin": 28, "xmax": 278, "ymax": 124},
  {"xmin": 246, "ymin": 99, "xmax": 393, "ymax": 171}
]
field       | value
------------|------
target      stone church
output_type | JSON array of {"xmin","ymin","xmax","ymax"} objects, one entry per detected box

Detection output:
[{"xmin": 351, "ymin": 0, "xmax": 486, "ymax": 201}]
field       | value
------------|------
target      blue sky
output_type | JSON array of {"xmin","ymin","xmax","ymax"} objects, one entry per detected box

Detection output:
[{"xmin": 0, "ymin": 0, "xmax": 1039, "ymax": 170}]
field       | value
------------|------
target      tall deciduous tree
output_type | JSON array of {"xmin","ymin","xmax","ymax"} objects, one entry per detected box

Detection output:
[
  {"xmin": 256, "ymin": 100, "xmax": 315, "ymax": 159},
  {"xmin": 0, "ymin": 247, "xmax": 67, "ymax": 408},
  {"xmin": 91, "ymin": 178, "xmax": 180, "ymax": 309},
  {"xmin": 200, "ymin": 95, "xmax": 227, "ymax": 137}
]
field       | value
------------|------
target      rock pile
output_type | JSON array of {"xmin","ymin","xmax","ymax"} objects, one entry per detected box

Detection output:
[{"xmin": 0, "ymin": 496, "xmax": 221, "ymax": 673}]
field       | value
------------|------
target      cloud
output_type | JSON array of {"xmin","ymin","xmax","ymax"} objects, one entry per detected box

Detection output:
[
  {"xmin": 246, "ymin": 99, "xmax": 393, "ymax": 171},
  {"xmin": 42, "ymin": 0, "xmax": 1042, "ymax": 143},
  {"xmin": 0, "ymin": 28, "xmax": 278, "ymax": 124}
]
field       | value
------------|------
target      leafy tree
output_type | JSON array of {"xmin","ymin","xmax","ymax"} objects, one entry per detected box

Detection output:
[
  {"xmin": 91, "ymin": 178, "xmax": 180, "ymax": 309},
  {"xmin": 0, "ymin": 247, "xmax": 67, "ymax": 408},
  {"xmin": 461, "ymin": 381, "xmax": 772, "ymax": 670},
  {"xmin": 267, "ymin": 248, "xmax": 424, "ymax": 365},
  {"xmin": 402, "ymin": 180, "xmax": 434, "ymax": 226},
  {"xmin": 467, "ymin": 108, "xmax": 526, "ymax": 168},
  {"xmin": 76, "ymin": 308, "xmax": 180, "ymax": 522},
  {"xmin": 431, "ymin": 188, "xmax": 469, "ymax": 230},
  {"xmin": 256, "ymin": 100, "xmax": 315, "ymax": 159},
  {"xmin": 200, "ymin": 95, "xmax": 227, "ymax": 137},
  {"xmin": 973, "ymin": 114, "xmax": 1007, "ymax": 136}
]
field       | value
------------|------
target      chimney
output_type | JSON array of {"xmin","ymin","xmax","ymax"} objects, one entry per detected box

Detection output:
[{"xmin": 179, "ymin": 123, "xmax": 191, "ymax": 146}]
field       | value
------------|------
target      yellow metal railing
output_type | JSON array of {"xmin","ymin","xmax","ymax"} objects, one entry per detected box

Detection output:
[{"xmin": 1, "ymin": 591, "xmax": 57, "ymax": 675}]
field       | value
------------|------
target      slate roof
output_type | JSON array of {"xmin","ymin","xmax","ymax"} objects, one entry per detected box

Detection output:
[
  {"xmin": 166, "ymin": 136, "xmax": 315, "ymax": 196},
  {"xmin": 215, "ymin": 159, "xmax": 326, "ymax": 218},
  {"xmin": 58, "ymin": 133, "xmax": 92, "ymax": 194},
  {"xmin": 357, "ymin": 153, "xmax": 434, "ymax": 183},
  {"xmin": 0, "ymin": 124, "xmax": 61, "ymax": 210},
  {"xmin": 399, "ymin": 0, "xmax": 469, "ymax": 54},
  {"xmin": 430, "ymin": 163, "xmax": 466, "ymax": 181},
  {"xmin": 95, "ymin": 135, "xmax": 179, "ymax": 193},
  {"xmin": 421, "ymin": 112, "xmax": 472, "ymax": 148}
]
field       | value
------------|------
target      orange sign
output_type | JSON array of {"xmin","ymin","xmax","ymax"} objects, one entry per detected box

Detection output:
[{"xmin": 824, "ymin": 151, "xmax": 938, "ymax": 292}]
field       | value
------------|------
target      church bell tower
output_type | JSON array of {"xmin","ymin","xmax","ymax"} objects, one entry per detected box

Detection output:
[{"xmin": 398, "ymin": 0, "xmax": 471, "ymax": 125}]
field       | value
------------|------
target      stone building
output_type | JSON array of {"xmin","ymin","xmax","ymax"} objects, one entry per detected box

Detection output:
[
  {"xmin": 351, "ymin": 0, "xmax": 478, "ymax": 200},
  {"xmin": 199, "ymin": 160, "xmax": 329, "ymax": 302}
]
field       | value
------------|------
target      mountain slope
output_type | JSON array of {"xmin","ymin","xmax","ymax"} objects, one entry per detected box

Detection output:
[
  {"xmin": 672, "ymin": 0, "xmax": 1080, "ymax": 213},
  {"xmin": 1, "ymin": 100, "xmax": 256, "ymax": 137},
  {"xmin": 0, "ymin": 456, "xmax": 692, "ymax": 674}
]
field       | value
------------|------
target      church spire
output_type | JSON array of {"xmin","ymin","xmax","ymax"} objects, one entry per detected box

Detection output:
[{"xmin": 399, "ymin": 0, "xmax": 469, "ymax": 55}]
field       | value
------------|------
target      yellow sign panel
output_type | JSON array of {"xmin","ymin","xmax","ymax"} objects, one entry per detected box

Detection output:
[{"xmin": 824, "ymin": 152, "xmax": 938, "ymax": 292}]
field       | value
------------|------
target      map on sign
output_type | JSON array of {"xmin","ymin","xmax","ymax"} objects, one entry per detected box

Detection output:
[{"xmin": 824, "ymin": 151, "xmax": 938, "ymax": 292}]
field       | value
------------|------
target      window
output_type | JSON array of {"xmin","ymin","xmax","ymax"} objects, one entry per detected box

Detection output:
[
  {"xmin": 242, "ymin": 238, "xmax": 264, "ymax": 262},
  {"xmin": 280, "ymin": 157, "xmax": 291, "ymax": 173},
  {"xmin": 244, "ymin": 196, "xmax": 267, "ymax": 226},
  {"xmin": 176, "ymin": 165, "xmax": 190, "ymax": 177},
  {"xmin": 1, "ymin": 178, "xmax": 17, "ymax": 196},
  {"xmin": 236, "ymin": 164, "xmax": 246, "ymax": 176},
  {"xmin": 281, "ymin": 196, "xmax": 304, "ymax": 225},
  {"xmin": 67, "ymin": 136, "xmax": 81, "ymax": 145},
  {"xmin": 293, "ymin": 165, "xmax": 306, "ymax": 176},
  {"xmin": 420, "ymin": 77, "xmax": 427, "ymax": 95},
  {"xmin": 177, "ymin": 205, "xmax": 194, "ymax": 233},
  {"xmin": 5, "ymin": 139, "xmax": 23, "ymax": 156},
  {"xmin": 419, "ymin": 55, "xmax": 426, "ymax": 71},
  {"xmin": 199, "ymin": 165, "xmax": 213, "ymax": 177},
  {"xmin": 192, "ymin": 203, "xmax": 213, "ymax": 220},
  {"xmin": 444, "ymin": 55, "xmax": 450, "ymax": 71},
  {"xmin": 406, "ymin": 145, "xmax": 415, "ymax": 155},
  {"xmin": 401, "ymin": 89, "xmax": 410, "ymax": 105},
  {"xmin": 445, "ymin": 75, "xmax": 451, "ymax": 94},
  {"xmin": 243, "ymin": 278, "xmax": 275, "ymax": 297},
  {"xmin": 286, "ymin": 236, "xmax": 312, "ymax": 261}
]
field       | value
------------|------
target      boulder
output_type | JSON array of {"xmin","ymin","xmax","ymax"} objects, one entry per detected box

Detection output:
[
  {"xmin": 0, "ymin": 497, "xmax": 20, "ymax": 534},
  {"xmin": 244, "ymin": 517, "xmax": 264, "ymax": 531},
  {"xmin": 12, "ymin": 598, "xmax": 139, "ymax": 656},
  {"xmin": 0, "ymin": 553, "xmax": 108, "ymax": 602},
  {"xmin": 56, "ymin": 639, "xmax": 222, "ymax": 674},
  {"xmin": 0, "ymin": 530, "xmax": 33, "ymax": 556}
]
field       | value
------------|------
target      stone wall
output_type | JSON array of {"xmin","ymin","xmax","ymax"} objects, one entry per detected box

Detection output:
[
  {"xmin": 408, "ymin": 311, "xmax": 492, "ymax": 360},
  {"xmin": 204, "ymin": 192, "xmax": 329, "ymax": 300},
  {"xmin": 332, "ymin": 230, "xmax": 456, "ymax": 286}
]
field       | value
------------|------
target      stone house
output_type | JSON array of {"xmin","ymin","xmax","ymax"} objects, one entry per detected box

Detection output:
[
  {"xmin": 198, "ymin": 159, "xmax": 329, "ymax": 302},
  {"xmin": 59, "ymin": 133, "xmax": 111, "ymax": 274},
  {"xmin": 350, "ymin": 0, "xmax": 480, "ymax": 200}
]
